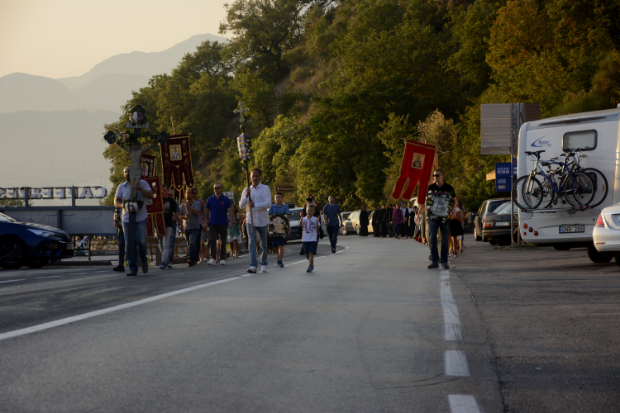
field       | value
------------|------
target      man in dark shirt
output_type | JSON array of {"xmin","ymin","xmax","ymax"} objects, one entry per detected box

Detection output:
[
  {"xmin": 323, "ymin": 195, "xmax": 343, "ymax": 253},
  {"xmin": 205, "ymin": 183, "xmax": 232, "ymax": 265},
  {"xmin": 160, "ymin": 183, "xmax": 182, "ymax": 269},
  {"xmin": 419, "ymin": 169, "xmax": 456, "ymax": 269}
]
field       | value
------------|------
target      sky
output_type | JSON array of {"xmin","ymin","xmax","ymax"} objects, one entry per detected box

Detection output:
[{"xmin": 0, "ymin": 0, "xmax": 230, "ymax": 79}]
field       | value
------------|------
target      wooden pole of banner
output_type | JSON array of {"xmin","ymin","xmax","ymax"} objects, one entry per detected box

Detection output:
[{"xmin": 245, "ymin": 164, "xmax": 255, "ymax": 233}]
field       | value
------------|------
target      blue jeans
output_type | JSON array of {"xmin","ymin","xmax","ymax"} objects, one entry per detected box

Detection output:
[
  {"xmin": 327, "ymin": 225, "xmax": 339, "ymax": 250},
  {"xmin": 122, "ymin": 219, "xmax": 147, "ymax": 272},
  {"xmin": 248, "ymin": 224, "xmax": 268, "ymax": 267},
  {"xmin": 168, "ymin": 222, "xmax": 177, "ymax": 264},
  {"xmin": 428, "ymin": 219, "xmax": 450, "ymax": 264},
  {"xmin": 393, "ymin": 223, "xmax": 401, "ymax": 237},
  {"xmin": 185, "ymin": 227, "xmax": 201, "ymax": 263}
]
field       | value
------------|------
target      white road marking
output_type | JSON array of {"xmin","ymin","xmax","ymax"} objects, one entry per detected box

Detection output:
[
  {"xmin": 36, "ymin": 276, "xmax": 61, "ymax": 279},
  {"xmin": 0, "ymin": 279, "xmax": 26, "ymax": 284},
  {"xmin": 0, "ymin": 277, "xmax": 240, "ymax": 342},
  {"xmin": 445, "ymin": 350, "xmax": 470, "ymax": 376},
  {"xmin": 441, "ymin": 281, "xmax": 462, "ymax": 342},
  {"xmin": 440, "ymin": 270, "xmax": 450, "ymax": 280},
  {"xmin": 448, "ymin": 395, "xmax": 482, "ymax": 413}
]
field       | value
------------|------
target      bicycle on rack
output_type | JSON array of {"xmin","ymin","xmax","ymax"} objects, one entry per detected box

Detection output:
[
  {"xmin": 512, "ymin": 150, "xmax": 595, "ymax": 210},
  {"xmin": 563, "ymin": 148, "xmax": 608, "ymax": 208}
]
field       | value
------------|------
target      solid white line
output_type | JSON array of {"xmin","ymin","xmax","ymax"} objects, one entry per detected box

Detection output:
[
  {"xmin": 448, "ymin": 395, "xmax": 482, "ymax": 413},
  {"xmin": 445, "ymin": 350, "xmax": 470, "ymax": 376},
  {"xmin": 36, "ymin": 276, "xmax": 61, "ymax": 279},
  {"xmin": 440, "ymin": 270, "xmax": 450, "ymax": 280},
  {"xmin": 0, "ymin": 277, "xmax": 240, "ymax": 342},
  {"xmin": 441, "ymin": 281, "xmax": 462, "ymax": 341},
  {"xmin": 0, "ymin": 279, "xmax": 26, "ymax": 284}
]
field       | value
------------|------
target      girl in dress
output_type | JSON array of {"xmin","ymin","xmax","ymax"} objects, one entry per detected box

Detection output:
[
  {"xmin": 227, "ymin": 205, "xmax": 243, "ymax": 258},
  {"xmin": 449, "ymin": 198, "xmax": 465, "ymax": 256}
]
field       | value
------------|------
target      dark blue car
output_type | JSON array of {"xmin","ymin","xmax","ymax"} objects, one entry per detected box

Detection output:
[{"xmin": 0, "ymin": 212, "xmax": 73, "ymax": 269}]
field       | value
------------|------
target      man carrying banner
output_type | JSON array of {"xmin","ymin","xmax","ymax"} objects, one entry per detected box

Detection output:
[{"xmin": 418, "ymin": 169, "xmax": 455, "ymax": 270}]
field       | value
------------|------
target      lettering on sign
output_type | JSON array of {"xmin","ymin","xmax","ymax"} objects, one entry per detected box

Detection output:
[
  {"xmin": 275, "ymin": 185, "xmax": 294, "ymax": 193},
  {"xmin": 0, "ymin": 186, "xmax": 108, "ymax": 200}
]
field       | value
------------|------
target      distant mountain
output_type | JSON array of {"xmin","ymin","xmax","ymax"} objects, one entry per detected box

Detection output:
[
  {"xmin": 0, "ymin": 33, "xmax": 227, "ymax": 114},
  {"xmin": 57, "ymin": 33, "xmax": 228, "ymax": 90},
  {"xmin": 0, "ymin": 110, "xmax": 120, "ymax": 190}
]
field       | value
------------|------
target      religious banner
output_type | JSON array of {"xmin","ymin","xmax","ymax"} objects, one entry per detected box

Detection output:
[
  {"xmin": 143, "ymin": 176, "xmax": 165, "ymax": 237},
  {"xmin": 391, "ymin": 141, "xmax": 437, "ymax": 204},
  {"xmin": 141, "ymin": 154, "xmax": 156, "ymax": 178},
  {"xmin": 159, "ymin": 134, "xmax": 195, "ymax": 191}
]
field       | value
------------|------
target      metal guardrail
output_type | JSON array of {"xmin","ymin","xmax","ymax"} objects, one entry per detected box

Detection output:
[{"xmin": 0, "ymin": 206, "xmax": 116, "ymax": 236}]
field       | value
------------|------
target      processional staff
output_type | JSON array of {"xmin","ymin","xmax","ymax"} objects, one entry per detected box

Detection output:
[{"xmin": 235, "ymin": 101, "xmax": 254, "ymax": 232}]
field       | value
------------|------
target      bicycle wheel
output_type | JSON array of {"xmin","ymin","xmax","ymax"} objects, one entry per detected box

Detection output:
[
  {"xmin": 513, "ymin": 175, "xmax": 543, "ymax": 210},
  {"xmin": 581, "ymin": 168, "xmax": 608, "ymax": 208},
  {"xmin": 562, "ymin": 172, "xmax": 595, "ymax": 206},
  {"xmin": 535, "ymin": 172, "xmax": 554, "ymax": 209}
]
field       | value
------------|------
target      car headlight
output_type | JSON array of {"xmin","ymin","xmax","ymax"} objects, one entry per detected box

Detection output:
[{"xmin": 27, "ymin": 229, "xmax": 56, "ymax": 238}]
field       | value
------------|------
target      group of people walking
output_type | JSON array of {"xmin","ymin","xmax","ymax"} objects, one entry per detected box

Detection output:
[{"xmin": 370, "ymin": 203, "xmax": 418, "ymax": 239}]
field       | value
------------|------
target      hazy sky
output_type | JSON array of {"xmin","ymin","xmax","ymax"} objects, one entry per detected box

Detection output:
[{"xmin": 0, "ymin": 0, "xmax": 230, "ymax": 79}]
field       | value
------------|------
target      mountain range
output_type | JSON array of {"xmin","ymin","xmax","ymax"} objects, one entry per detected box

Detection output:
[{"xmin": 0, "ymin": 33, "xmax": 227, "ymax": 195}]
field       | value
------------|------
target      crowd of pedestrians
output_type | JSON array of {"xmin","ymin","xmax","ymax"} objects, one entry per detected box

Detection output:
[{"xmin": 112, "ymin": 163, "xmax": 465, "ymax": 276}]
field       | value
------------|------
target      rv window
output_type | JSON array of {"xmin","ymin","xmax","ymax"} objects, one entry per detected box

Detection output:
[{"xmin": 562, "ymin": 130, "xmax": 597, "ymax": 152}]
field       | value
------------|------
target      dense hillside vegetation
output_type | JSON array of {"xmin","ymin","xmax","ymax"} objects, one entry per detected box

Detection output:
[{"xmin": 102, "ymin": 0, "xmax": 620, "ymax": 210}]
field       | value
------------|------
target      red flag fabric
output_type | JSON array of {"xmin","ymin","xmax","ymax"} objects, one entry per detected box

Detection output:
[
  {"xmin": 391, "ymin": 141, "xmax": 437, "ymax": 204},
  {"xmin": 159, "ymin": 134, "xmax": 195, "ymax": 190},
  {"xmin": 143, "ymin": 177, "xmax": 165, "ymax": 237}
]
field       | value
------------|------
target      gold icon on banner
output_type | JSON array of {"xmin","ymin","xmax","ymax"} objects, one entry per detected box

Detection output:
[
  {"xmin": 411, "ymin": 153, "xmax": 425, "ymax": 170},
  {"xmin": 169, "ymin": 144, "xmax": 182, "ymax": 161}
]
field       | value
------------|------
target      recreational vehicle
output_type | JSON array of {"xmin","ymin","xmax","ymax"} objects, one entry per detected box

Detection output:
[{"xmin": 516, "ymin": 107, "xmax": 620, "ymax": 263}]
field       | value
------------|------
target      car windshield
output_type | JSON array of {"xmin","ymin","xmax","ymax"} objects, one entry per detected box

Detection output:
[
  {"xmin": 289, "ymin": 209, "xmax": 303, "ymax": 221},
  {"xmin": 488, "ymin": 200, "xmax": 509, "ymax": 214},
  {"xmin": 0, "ymin": 212, "xmax": 16, "ymax": 223}
]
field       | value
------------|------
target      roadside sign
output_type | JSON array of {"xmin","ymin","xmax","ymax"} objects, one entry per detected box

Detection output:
[
  {"xmin": 223, "ymin": 191, "xmax": 234, "ymax": 202},
  {"xmin": 275, "ymin": 185, "xmax": 294, "ymax": 193},
  {"xmin": 495, "ymin": 162, "xmax": 514, "ymax": 192}
]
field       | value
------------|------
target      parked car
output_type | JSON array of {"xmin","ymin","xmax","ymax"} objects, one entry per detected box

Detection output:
[
  {"xmin": 287, "ymin": 207, "xmax": 304, "ymax": 241},
  {"xmin": 474, "ymin": 198, "xmax": 510, "ymax": 242},
  {"xmin": 482, "ymin": 202, "xmax": 518, "ymax": 246},
  {"xmin": 0, "ymin": 212, "xmax": 74, "ymax": 269},
  {"xmin": 341, "ymin": 211, "xmax": 356, "ymax": 234},
  {"xmin": 591, "ymin": 204, "xmax": 620, "ymax": 264}
]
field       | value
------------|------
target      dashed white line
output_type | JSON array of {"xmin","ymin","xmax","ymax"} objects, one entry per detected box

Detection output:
[
  {"xmin": 0, "ymin": 279, "xmax": 26, "ymax": 284},
  {"xmin": 448, "ymin": 395, "xmax": 482, "ymax": 413},
  {"xmin": 444, "ymin": 350, "xmax": 470, "ymax": 377},
  {"xmin": 441, "ymin": 281, "xmax": 462, "ymax": 342}
]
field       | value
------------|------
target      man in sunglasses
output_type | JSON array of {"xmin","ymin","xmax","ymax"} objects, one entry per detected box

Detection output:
[{"xmin": 418, "ymin": 169, "xmax": 455, "ymax": 269}]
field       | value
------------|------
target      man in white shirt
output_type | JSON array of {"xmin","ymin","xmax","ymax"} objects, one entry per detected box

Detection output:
[
  {"xmin": 239, "ymin": 168, "xmax": 272, "ymax": 273},
  {"xmin": 114, "ymin": 166, "xmax": 154, "ymax": 276}
]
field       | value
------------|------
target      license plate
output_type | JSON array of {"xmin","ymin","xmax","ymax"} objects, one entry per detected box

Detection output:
[
  {"xmin": 559, "ymin": 225, "xmax": 585, "ymax": 233},
  {"xmin": 495, "ymin": 222, "xmax": 510, "ymax": 227}
]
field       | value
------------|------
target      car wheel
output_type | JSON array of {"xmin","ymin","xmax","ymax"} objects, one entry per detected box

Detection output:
[
  {"xmin": 474, "ymin": 226, "xmax": 481, "ymax": 241},
  {"xmin": 481, "ymin": 230, "xmax": 487, "ymax": 242},
  {"xmin": 0, "ymin": 238, "xmax": 28, "ymax": 270},
  {"xmin": 587, "ymin": 246, "xmax": 613, "ymax": 264},
  {"xmin": 26, "ymin": 258, "xmax": 50, "ymax": 269},
  {"xmin": 615, "ymin": 256, "xmax": 620, "ymax": 267}
]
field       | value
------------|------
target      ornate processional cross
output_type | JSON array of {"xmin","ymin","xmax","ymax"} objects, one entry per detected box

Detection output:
[{"xmin": 234, "ymin": 101, "xmax": 250, "ymax": 124}]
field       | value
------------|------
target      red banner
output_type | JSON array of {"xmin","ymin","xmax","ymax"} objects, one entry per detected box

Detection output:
[
  {"xmin": 159, "ymin": 134, "xmax": 195, "ymax": 191},
  {"xmin": 391, "ymin": 141, "xmax": 437, "ymax": 204},
  {"xmin": 144, "ymin": 176, "xmax": 165, "ymax": 237}
]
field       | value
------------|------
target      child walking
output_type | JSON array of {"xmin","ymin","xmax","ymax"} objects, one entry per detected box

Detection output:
[{"xmin": 301, "ymin": 204, "xmax": 319, "ymax": 272}]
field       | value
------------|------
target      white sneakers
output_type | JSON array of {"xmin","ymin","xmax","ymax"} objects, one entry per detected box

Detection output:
[
  {"xmin": 261, "ymin": 265, "xmax": 268, "ymax": 273},
  {"xmin": 208, "ymin": 259, "xmax": 216, "ymax": 265},
  {"xmin": 247, "ymin": 266, "xmax": 257, "ymax": 274},
  {"xmin": 220, "ymin": 259, "xmax": 225, "ymax": 265}
]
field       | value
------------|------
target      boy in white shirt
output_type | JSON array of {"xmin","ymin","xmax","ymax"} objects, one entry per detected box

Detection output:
[{"xmin": 301, "ymin": 204, "xmax": 319, "ymax": 272}]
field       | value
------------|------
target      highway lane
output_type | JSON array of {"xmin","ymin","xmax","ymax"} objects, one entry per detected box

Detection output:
[{"xmin": 0, "ymin": 237, "xmax": 501, "ymax": 412}]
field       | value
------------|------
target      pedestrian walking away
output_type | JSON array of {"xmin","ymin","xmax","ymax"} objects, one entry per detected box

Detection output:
[
  {"xmin": 114, "ymin": 166, "xmax": 154, "ymax": 276},
  {"xmin": 240, "ymin": 168, "xmax": 272, "ymax": 273},
  {"xmin": 449, "ymin": 197, "xmax": 465, "ymax": 256},
  {"xmin": 323, "ymin": 195, "xmax": 343, "ymax": 253},
  {"xmin": 159, "ymin": 183, "xmax": 183, "ymax": 269},
  {"xmin": 359, "ymin": 206, "xmax": 369, "ymax": 236},
  {"xmin": 392, "ymin": 205, "xmax": 403, "ymax": 239},
  {"xmin": 302, "ymin": 203, "xmax": 319, "ymax": 272},
  {"xmin": 205, "ymin": 183, "xmax": 232, "ymax": 265},
  {"xmin": 180, "ymin": 188, "xmax": 202, "ymax": 267},
  {"xmin": 372, "ymin": 206, "xmax": 380, "ymax": 237},
  {"xmin": 419, "ymin": 169, "xmax": 455, "ymax": 270},
  {"xmin": 167, "ymin": 188, "xmax": 180, "ymax": 268},
  {"xmin": 269, "ymin": 192, "xmax": 291, "ymax": 268}
]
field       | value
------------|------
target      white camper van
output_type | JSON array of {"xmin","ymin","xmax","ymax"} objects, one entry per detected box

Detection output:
[{"xmin": 516, "ymin": 107, "xmax": 620, "ymax": 263}]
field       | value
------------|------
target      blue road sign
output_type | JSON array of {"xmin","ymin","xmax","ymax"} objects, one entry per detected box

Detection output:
[{"xmin": 495, "ymin": 162, "xmax": 514, "ymax": 192}]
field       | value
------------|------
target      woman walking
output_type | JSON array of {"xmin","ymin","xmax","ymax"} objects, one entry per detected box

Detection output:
[
  {"xmin": 392, "ymin": 205, "xmax": 403, "ymax": 239},
  {"xmin": 359, "ymin": 206, "xmax": 369, "ymax": 236},
  {"xmin": 449, "ymin": 198, "xmax": 465, "ymax": 256},
  {"xmin": 227, "ymin": 205, "xmax": 242, "ymax": 258}
]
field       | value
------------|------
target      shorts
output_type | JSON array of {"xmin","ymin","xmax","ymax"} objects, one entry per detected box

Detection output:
[
  {"xmin": 303, "ymin": 241, "xmax": 317, "ymax": 254},
  {"xmin": 200, "ymin": 227, "xmax": 208, "ymax": 242},
  {"xmin": 271, "ymin": 237, "xmax": 287, "ymax": 247}
]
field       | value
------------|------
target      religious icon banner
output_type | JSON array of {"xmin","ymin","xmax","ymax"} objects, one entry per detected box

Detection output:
[
  {"xmin": 144, "ymin": 176, "xmax": 165, "ymax": 237},
  {"xmin": 141, "ymin": 154, "xmax": 156, "ymax": 178},
  {"xmin": 160, "ymin": 134, "xmax": 195, "ymax": 190},
  {"xmin": 391, "ymin": 141, "xmax": 437, "ymax": 204}
]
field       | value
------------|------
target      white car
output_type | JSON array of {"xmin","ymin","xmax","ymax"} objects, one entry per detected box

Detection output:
[{"xmin": 592, "ymin": 204, "xmax": 620, "ymax": 265}]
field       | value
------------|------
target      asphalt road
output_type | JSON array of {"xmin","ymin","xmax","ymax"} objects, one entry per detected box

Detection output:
[{"xmin": 0, "ymin": 236, "xmax": 500, "ymax": 413}]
